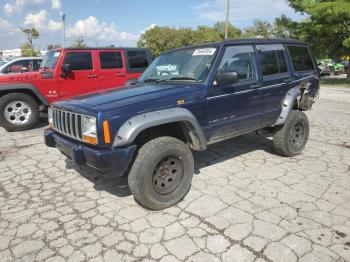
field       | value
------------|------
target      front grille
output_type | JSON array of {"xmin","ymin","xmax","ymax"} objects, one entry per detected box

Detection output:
[{"xmin": 52, "ymin": 108, "xmax": 83, "ymax": 141}]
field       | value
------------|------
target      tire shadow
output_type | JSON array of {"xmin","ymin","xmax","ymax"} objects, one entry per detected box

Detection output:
[{"xmin": 65, "ymin": 132, "xmax": 278, "ymax": 198}]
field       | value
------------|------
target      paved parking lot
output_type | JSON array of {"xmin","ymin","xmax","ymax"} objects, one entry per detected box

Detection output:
[{"xmin": 0, "ymin": 86, "xmax": 349, "ymax": 262}]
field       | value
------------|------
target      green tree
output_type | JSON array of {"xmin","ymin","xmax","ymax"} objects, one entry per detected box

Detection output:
[
  {"xmin": 273, "ymin": 15, "xmax": 299, "ymax": 39},
  {"xmin": 242, "ymin": 20, "xmax": 274, "ymax": 38},
  {"xmin": 20, "ymin": 43, "xmax": 39, "ymax": 57},
  {"xmin": 21, "ymin": 28, "xmax": 39, "ymax": 46},
  {"xmin": 192, "ymin": 25, "xmax": 222, "ymax": 44},
  {"xmin": 137, "ymin": 26, "xmax": 194, "ymax": 57},
  {"xmin": 213, "ymin": 22, "xmax": 241, "ymax": 39},
  {"xmin": 20, "ymin": 27, "xmax": 39, "ymax": 57},
  {"xmin": 71, "ymin": 37, "xmax": 87, "ymax": 48},
  {"xmin": 288, "ymin": 0, "xmax": 350, "ymax": 78},
  {"xmin": 47, "ymin": 44, "xmax": 62, "ymax": 50}
]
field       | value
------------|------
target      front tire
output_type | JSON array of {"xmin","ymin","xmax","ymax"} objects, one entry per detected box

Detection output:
[
  {"xmin": 128, "ymin": 136, "xmax": 194, "ymax": 210},
  {"xmin": 273, "ymin": 110, "xmax": 309, "ymax": 157},
  {"xmin": 0, "ymin": 93, "xmax": 39, "ymax": 132}
]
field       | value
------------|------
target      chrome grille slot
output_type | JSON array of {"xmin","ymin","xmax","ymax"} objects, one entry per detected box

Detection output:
[{"xmin": 52, "ymin": 108, "xmax": 84, "ymax": 142}]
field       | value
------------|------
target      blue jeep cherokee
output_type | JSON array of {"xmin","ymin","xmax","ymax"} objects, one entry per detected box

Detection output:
[{"xmin": 44, "ymin": 39, "xmax": 320, "ymax": 210}]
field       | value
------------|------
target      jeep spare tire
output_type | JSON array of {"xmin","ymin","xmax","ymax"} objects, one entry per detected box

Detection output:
[
  {"xmin": 0, "ymin": 93, "xmax": 39, "ymax": 132},
  {"xmin": 128, "ymin": 136, "xmax": 194, "ymax": 210}
]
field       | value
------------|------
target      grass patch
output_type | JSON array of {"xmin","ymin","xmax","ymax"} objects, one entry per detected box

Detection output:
[{"xmin": 320, "ymin": 78, "xmax": 350, "ymax": 87}]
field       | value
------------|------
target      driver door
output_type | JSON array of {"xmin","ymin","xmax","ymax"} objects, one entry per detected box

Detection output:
[
  {"xmin": 206, "ymin": 45, "xmax": 263, "ymax": 143},
  {"xmin": 58, "ymin": 51, "xmax": 99, "ymax": 99}
]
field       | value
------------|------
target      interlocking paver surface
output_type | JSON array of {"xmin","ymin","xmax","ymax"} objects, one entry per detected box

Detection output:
[{"xmin": 0, "ymin": 86, "xmax": 349, "ymax": 261}]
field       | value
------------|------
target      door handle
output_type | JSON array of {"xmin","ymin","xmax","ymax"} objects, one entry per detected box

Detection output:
[
  {"xmin": 115, "ymin": 73, "xmax": 125, "ymax": 76},
  {"xmin": 87, "ymin": 74, "xmax": 97, "ymax": 79}
]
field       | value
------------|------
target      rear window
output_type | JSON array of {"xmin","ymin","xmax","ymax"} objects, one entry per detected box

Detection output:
[
  {"xmin": 127, "ymin": 51, "xmax": 149, "ymax": 69},
  {"xmin": 64, "ymin": 52, "xmax": 92, "ymax": 70},
  {"xmin": 100, "ymin": 52, "xmax": 123, "ymax": 69},
  {"xmin": 287, "ymin": 45, "xmax": 314, "ymax": 72}
]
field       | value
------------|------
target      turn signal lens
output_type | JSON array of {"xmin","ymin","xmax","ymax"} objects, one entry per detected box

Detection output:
[
  {"xmin": 103, "ymin": 120, "xmax": 111, "ymax": 144},
  {"xmin": 83, "ymin": 135, "xmax": 97, "ymax": 145}
]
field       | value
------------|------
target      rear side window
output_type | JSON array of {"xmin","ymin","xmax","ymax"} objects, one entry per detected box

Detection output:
[
  {"xmin": 64, "ymin": 52, "xmax": 92, "ymax": 70},
  {"xmin": 259, "ymin": 50, "xmax": 288, "ymax": 76},
  {"xmin": 287, "ymin": 45, "xmax": 314, "ymax": 71},
  {"xmin": 127, "ymin": 51, "xmax": 149, "ymax": 69},
  {"xmin": 100, "ymin": 52, "xmax": 123, "ymax": 69},
  {"xmin": 5, "ymin": 60, "xmax": 29, "ymax": 73}
]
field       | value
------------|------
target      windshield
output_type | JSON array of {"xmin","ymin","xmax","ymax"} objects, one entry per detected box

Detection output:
[
  {"xmin": 40, "ymin": 50, "xmax": 61, "ymax": 69},
  {"xmin": 139, "ymin": 47, "xmax": 218, "ymax": 83}
]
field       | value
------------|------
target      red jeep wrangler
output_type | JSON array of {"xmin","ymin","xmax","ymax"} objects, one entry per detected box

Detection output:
[{"xmin": 0, "ymin": 48, "xmax": 152, "ymax": 131}]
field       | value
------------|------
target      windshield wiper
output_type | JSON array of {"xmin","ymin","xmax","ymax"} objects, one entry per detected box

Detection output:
[
  {"xmin": 143, "ymin": 78, "xmax": 162, "ymax": 83},
  {"xmin": 166, "ymin": 76, "xmax": 198, "ymax": 81}
]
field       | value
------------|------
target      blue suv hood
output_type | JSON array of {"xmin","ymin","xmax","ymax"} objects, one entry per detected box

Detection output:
[{"xmin": 64, "ymin": 83, "xmax": 206, "ymax": 113}]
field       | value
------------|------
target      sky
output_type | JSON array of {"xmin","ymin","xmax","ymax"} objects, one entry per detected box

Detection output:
[{"xmin": 0, "ymin": 0, "xmax": 305, "ymax": 50}]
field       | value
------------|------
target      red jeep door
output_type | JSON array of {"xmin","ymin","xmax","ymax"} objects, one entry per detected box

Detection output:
[
  {"xmin": 98, "ymin": 50, "xmax": 126, "ymax": 90},
  {"xmin": 58, "ymin": 51, "xmax": 99, "ymax": 99}
]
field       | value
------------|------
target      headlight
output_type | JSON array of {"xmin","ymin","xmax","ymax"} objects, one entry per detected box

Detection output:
[
  {"xmin": 81, "ymin": 115, "xmax": 97, "ymax": 145},
  {"xmin": 48, "ymin": 107, "xmax": 53, "ymax": 128}
]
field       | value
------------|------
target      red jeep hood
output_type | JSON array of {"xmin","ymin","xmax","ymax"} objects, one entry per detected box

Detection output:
[{"xmin": 0, "ymin": 72, "xmax": 42, "ymax": 83}]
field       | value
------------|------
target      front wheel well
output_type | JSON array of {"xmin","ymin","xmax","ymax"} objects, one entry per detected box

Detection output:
[
  {"xmin": 134, "ymin": 121, "xmax": 203, "ymax": 151},
  {"xmin": 0, "ymin": 89, "xmax": 44, "ymax": 108}
]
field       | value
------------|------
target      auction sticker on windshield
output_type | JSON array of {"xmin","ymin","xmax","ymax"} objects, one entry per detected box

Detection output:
[{"xmin": 192, "ymin": 48, "xmax": 216, "ymax": 56}]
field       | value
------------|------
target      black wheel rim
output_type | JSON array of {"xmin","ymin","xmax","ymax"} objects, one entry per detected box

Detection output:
[
  {"xmin": 289, "ymin": 122, "xmax": 305, "ymax": 150},
  {"xmin": 152, "ymin": 156, "xmax": 184, "ymax": 195}
]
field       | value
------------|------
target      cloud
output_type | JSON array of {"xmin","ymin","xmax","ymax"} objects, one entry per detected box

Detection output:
[
  {"xmin": 3, "ymin": 0, "xmax": 45, "ymax": 15},
  {"xmin": 24, "ymin": 10, "xmax": 62, "ymax": 32},
  {"xmin": 67, "ymin": 16, "xmax": 139, "ymax": 45},
  {"xmin": 141, "ymin": 23, "xmax": 157, "ymax": 34},
  {"xmin": 0, "ymin": 17, "xmax": 19, "ymax": 35},
  {"xmin": 51, "ymin": 0, "xmax": 61, "ymax": 10},
  {"xmin": 194, "ymin": 0, "xmax": 304, "ymax": 24}
]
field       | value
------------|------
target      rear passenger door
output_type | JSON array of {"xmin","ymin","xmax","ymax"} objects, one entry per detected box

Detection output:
[
  {"xmin": 98, "ymin": 50, "xmax": 126, "ymax": 90},
  {"xmin": 257, "ymin": 44, "xmax": 293, "ymax": 126},
  {"xmin": 206, "ymin": 45, "xmax": 262, "ymax": 142}
]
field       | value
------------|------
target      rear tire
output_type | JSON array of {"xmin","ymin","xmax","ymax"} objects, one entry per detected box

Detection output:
[
  {"xmin": 273, "ymin": 110, "xmax": 309, "ymax": 157},
  {"xmin": 0, "ymin": 93, "xmax": 39, "ymax": 132},
  {"xmin": 128, "ymin": 136, "xmax": 194, "ymax": 210}
]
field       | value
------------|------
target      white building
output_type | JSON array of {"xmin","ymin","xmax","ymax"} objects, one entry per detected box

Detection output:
[{"xmin": 1, "ymin": 49, "xmax": 22, "ymax": 59}]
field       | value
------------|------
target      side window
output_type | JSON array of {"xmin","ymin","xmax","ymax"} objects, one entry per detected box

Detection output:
[
  {"xmin": 6, "ymin": 60, "xmax": 29, "ymax": 73},
  {"xmin": 33, "ymin": 60, "xmax": 41, "ymax": 70},
  {"xmin": 259, "ymin": 47, "xmax": 288, "ymax": 76},
  {"xmin": 287, "ymin": 45, "xmax": 314, "ymax": 72},
  {"xmin": 127, "ymin": 51, "xmax": 149, "ymax": 69},
  {"xmin": 260, "ymin": 51, "xmax": 280, "ymax": 76},
  {"xmin": 64, "ymin": 52, "xmax": 92, "ymax": 70},
  {"xmin": 217, "ymin": 45, "xmax": 256, "ymax": 82},
  {"xmin": 100, "ymin": 52, "xmax": 123, "ymax": 69}
]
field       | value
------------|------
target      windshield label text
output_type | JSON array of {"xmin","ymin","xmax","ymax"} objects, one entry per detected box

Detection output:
[{"xmin": 192, "ymin": 48, "xmax": 216, "ymax": 56}]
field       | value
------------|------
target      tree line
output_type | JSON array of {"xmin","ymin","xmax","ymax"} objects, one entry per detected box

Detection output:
[{"xmin": 19, "ymin": 0, "xmax": 349, "ymax": 63}]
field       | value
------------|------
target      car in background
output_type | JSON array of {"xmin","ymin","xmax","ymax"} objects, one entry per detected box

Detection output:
[
  {"xmin": 0, "ymin": 47, "xmax": 152, "ymax": 131},
  {"xmin": 0, "ymin": 57, "xmax": 42, "ymax": 75}
]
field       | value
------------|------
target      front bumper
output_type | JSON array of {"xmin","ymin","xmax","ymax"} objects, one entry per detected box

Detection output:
[{"xmin": 44, "ymin": 129, "xmax": 136, "ymax": 176}]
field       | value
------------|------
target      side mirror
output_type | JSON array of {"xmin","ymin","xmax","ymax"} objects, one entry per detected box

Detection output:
[
  {"xmin": 61, "ymin": 64, "xmax": 72, "ymax": 72},
  {"xmin": 215, "ymin": 72, "xmax": 239, "ymax": 86}
]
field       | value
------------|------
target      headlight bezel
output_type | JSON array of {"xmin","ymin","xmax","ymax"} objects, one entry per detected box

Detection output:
[
  {"xmin": 48, "ymin": 107, "xmax": 53, "ymax": 128},
  {"xmin": 81, "ymin": 115, "xmax": 98, "ymax": 145}
]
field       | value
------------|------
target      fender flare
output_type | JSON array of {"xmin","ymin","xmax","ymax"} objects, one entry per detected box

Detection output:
[
  {"xmin": 274, "ymin": 86, "xmax": 301, "ymax": 126},
  {"xmin": 0, "ymin": 83, "xmax": 49, "ymax": 105},
  {"xmin": 113, "ymin": 107, "xmax": 207, "ymax": 150}
]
